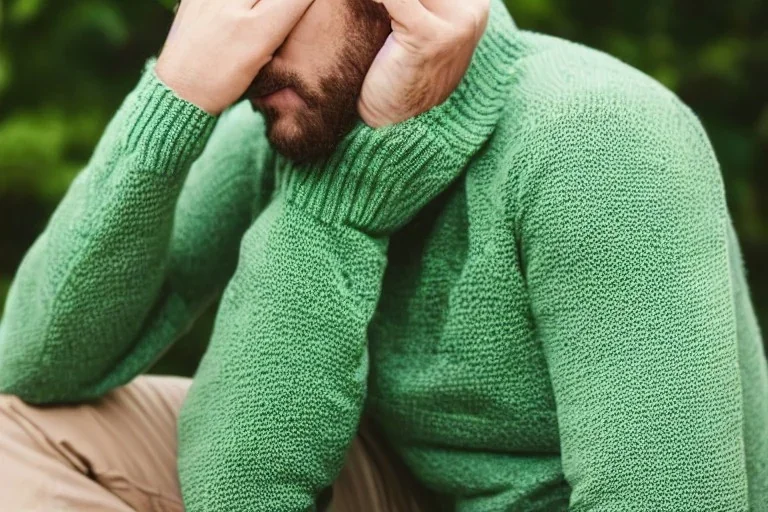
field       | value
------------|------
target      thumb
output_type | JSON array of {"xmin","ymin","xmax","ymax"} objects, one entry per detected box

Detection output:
[{"xmin": 373, "ymin": 0, "xmax": 433, "ymax": 31}]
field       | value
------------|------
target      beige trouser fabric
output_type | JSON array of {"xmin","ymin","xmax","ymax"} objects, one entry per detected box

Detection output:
[{"xmin": 0, "ymin": 375, "xmax": 438, "ymax": 512}]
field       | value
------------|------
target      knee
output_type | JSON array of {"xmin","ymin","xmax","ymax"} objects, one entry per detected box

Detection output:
[
  {"xmin": 0, "ymin": 392, "xmax": 18, "ymax": 410},
  {"xmin": 0, "ymin": 393, "xmax": 30, "ymax": 436},
  {"xmin": 0, "ymin": 391, "xmax": 54, "ymax": 420},
  {"xmin": 0, "ymin": 392, "xmax": 31, "ymax": 415}
]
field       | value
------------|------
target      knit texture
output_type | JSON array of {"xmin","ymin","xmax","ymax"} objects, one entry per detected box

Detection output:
[{"xmin": 1, "ymin": 0, "xmax": 766, "ymax": 510}]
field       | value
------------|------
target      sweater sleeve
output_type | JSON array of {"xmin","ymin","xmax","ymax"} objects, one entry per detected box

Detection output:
[
  {"xmin": 518, "ymin": 89, "xmax": 750, "ymax": 510},
  {"xmin": 174, "ymin": 76, "xmax": 504, "ymax": 508},
  {"xmin": 176, "ymin": 194, "xmax": 387, "ymax": 511},
  {"xmin": 0, "ymin": 59, "xmax": 273, "ymax": 403}
]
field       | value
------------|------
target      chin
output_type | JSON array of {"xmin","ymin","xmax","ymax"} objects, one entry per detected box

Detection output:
[
  {"xmin": 265, "ymin": 111, "xmax": 352, "ymax": 164},
  {"xmin": 268, "ymin": 115, "xmax": 303, "ymax": 145},
  {"xmin": 266, "ymin": 116, "xmax": 315, "ymax": 163}
]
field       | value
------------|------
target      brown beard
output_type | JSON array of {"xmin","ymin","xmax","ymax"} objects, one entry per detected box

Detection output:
[{"xmin": 246, "ymin": 1, "xmax": 390, "ymax": 164}]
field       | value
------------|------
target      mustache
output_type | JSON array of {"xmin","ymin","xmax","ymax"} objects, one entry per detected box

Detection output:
[{"xmin": 245, "ymin": 67, "xmax": 321, "ymax": 108}]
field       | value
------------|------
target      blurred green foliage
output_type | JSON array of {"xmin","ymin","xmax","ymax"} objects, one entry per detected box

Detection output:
[{"xmin": 0, "ymin": 0, "xmax": 766, "ymax": 376}]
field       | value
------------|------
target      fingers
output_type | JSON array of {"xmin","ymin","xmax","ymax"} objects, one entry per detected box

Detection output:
[
  {"xmin": 373, "ymin": 0, "xmax": 433, "ymax": 30},
  {"xmin": 249, "ymin": 0, "xmax": 315, "ymax": 42}
]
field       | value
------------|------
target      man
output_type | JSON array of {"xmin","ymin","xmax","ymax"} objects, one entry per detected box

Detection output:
[{"xmin": 0, "ymin": 0, "xmax": 766, "ymax": 510}]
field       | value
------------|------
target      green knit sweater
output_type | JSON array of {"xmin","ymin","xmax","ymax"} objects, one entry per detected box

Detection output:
[{"xmin": 1, "ymin": 1, "xmax": 766, "ymax": 510}]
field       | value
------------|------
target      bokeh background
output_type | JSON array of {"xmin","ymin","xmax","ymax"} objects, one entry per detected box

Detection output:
[{"xmin": 0, "ymin": 0, "xmax": 766, "ymax": 376}]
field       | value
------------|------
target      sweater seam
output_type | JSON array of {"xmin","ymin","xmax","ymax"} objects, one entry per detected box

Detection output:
[{"xmin": 368, "ymin": 395, "xmax": 556, "ymax": 428}]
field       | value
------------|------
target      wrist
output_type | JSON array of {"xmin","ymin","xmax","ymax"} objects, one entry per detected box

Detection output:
[{"xmin": 155, "ymin": 58, "xmax": 224, "ymax": 115}]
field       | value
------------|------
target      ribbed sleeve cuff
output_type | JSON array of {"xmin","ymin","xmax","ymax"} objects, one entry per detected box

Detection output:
[
  {"xmin": 112, "ymin": 58, "xmax": 218, "ymax": 178},
  {"xmin": 276, "ymin": 120, "xmax": 456, "ymax": 235}
]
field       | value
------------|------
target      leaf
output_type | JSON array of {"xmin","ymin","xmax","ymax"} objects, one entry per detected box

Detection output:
[
  {"xmin": 157, "ymin": 0, "xmax": 177, "ymax": 12},
  {"xmin": 9, "ymin": 0, "xmax": 45, "ymax": 25},
  {"xmin": 0, "ymin": 48, "xmax": 11, "ymax": 97}
]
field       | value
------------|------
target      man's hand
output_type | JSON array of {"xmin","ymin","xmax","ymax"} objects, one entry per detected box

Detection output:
[
  {"xmin": 358, "ymin": 0, "xmax": 490, "ymax": 128},
  {"xmin": 156, "ymin": 0, "xmax": 314, "ymax": 115}
]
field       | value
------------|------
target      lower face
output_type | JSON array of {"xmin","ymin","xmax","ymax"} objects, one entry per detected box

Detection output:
[{"xmin": 246, "ymin": 0, "xmax": 391, "ymax": 163}]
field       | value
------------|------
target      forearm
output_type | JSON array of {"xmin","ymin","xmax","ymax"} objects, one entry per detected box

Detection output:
[
  {"xmin": 85, "ymin": 100, "xmax": 275, "ymax": 397},
  {"xmin": 0, "ymin": 61, "xmax": 217, "ymax": 403},
  {"xmin": 177, "ymin": 195, "xmax": 387, "ymax": 511}
]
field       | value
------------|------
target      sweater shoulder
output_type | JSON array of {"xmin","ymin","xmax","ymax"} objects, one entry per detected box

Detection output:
[
  {"xmin": 507, "ymin": 31, "xmax": 693, "ymax": 121},
  {"xmin": 494, "ymin": 31, "xmax": 724, "ymax": 216}
]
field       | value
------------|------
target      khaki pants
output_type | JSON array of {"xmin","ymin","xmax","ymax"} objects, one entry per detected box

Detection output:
[{"xmin": 0, "ymin": 375, "xmax": 436, "ymax": 512}]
